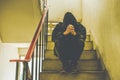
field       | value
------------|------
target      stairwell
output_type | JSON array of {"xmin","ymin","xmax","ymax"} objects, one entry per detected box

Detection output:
[{"xmin": 40, "ymin": 22, "xmax": 109, "ymax": 80}]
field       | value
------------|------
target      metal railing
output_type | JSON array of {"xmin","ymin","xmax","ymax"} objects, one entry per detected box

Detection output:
[{"xmin": 10, "ymin": 6, "xmax": 48, "ymax": 80}]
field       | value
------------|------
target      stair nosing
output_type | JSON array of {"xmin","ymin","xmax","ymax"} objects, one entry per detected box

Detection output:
[
  {"xmin": 41, "ymin": 70, "xmax": 105, "ymax": 74},
  {"xmin": 45, "ymin": 58, "xmax": 98, "ymax": 60}
]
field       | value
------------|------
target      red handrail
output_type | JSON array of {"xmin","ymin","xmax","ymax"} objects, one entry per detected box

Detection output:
[{"xmin": 10, "ymin": 6, "xmax": 48, "ymax": 62}]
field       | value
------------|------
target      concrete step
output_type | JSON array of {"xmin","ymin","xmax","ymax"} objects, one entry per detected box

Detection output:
[
  {"xmin": 45, "ymin": 50, "xmax": 97, "ymax": 60},
  {"xmin": 48, "ymin": 34, "xmax": 91, "ymax": 42},
  {"xmin": 48, "ymin": 22, "xmax": 57, "ymax": 28},
  {"xmin": 42, "ymin": 59, "xmax": 103, "ymax": 71},
  {"xmin": 47, "ymin": 41, "xmax": 93, "ymax": 50},
  {"xmin": 40, "ymin": 71, "xmax": 105, "ymax": 80}
]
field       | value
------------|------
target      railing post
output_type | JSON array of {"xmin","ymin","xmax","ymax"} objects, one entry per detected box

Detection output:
[
  {"xmin": 15, "ymin": 62, "xmax": 19, "ymax": 80},
  {"xmin": 23, "ymin": 62, "xmax": 27, "ymax": 80},
  {"xmin": 25, "ymin": 62, "xmax": 28, "ymax": 80},
  {"xmin": 31, "ymin": 52, "xmax": 34, "ymax": 80},
  {"xmin": 35, "ymin": 40, "xmax": 38, "ymax": 80}
]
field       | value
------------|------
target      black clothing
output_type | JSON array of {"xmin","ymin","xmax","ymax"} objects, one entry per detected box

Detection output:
[
  {"xmin": 52, "ymin": 23, "xmax": 86, "ymax": 58},
  {"xmin": 52, "ymin": 12, "xmax": 86, "ymax": 72}
]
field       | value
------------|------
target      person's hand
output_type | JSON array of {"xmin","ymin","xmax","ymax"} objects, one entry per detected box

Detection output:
[
  {"xmin": 69, "ymin": 24, "xmax": 76, "ymax": 36},
  {"xmin": 71, "ymin": 29, "xmax": 76, "ymax": 36},
  {"xmin": 63, "ymin": 24, "xmax": 76, "ymax": 36},
  {"xmin": 63, "ymin": 25, "xmax": 72, "ymax": 35}
]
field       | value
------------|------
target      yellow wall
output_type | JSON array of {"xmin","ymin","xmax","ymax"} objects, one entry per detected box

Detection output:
[
  {"xmin": 0, "ymin": 38, "xmax": 2, "ymax": 43},
  {"xmin": 0, "ymin": 0, "xmax": 41, "ymax": 42},
  {"xmin": 82, "ymin": 0, "xmax": 120, "ymax": 80}
]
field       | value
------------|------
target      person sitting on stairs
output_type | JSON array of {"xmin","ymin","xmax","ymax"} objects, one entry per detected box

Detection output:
[{"xmin": 52, "ymin": 12, "xmax": 86, "ymax": 73}]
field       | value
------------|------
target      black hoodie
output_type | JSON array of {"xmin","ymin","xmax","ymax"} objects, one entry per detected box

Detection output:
[
  {"xmin": 62, "ymin": 12, "xmax": 77, "ymax": 29},
  {"xmin": 52, "ymin": 12, "xmax": 86, "ymax": 42},
  {"xmin": 52, "ymin": 12, "xmax": 86, "ymax": 59}
]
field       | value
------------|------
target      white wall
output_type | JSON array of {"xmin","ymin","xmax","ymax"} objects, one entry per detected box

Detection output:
[
  {"xmin": 0, "ymin": 43, "xmax": 18, "ymax": 80},
  {"xmin": 47, "ymin": 0, "xmax": 82, "ymax": 22}
]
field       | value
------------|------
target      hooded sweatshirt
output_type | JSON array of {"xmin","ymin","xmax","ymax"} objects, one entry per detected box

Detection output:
[{"xmin": 52, "ymin": 12, "xmax": 86, "ymax": 59}]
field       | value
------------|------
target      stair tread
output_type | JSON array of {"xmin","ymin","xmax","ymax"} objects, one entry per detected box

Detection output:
[
  {"xmin": 40, "ymin": 71, "xmax": 105, "ymax": 80},
  {"xmin": 45, "ymin": 50, "xmax": 97, "ymax": 60},
  {"xmin": 43, "ymin": 59, "xmax": 103, "ymax": 71},
  {"xmin": 42, "ymin": 70, "xmax": 105, "ymax": 73},
  {"xmin": 47, "ymin": 40, "xmax": 93, "ymax": 43},
  {"xmin": 47, "ymin": 41, "xmax": 93, "ymax": 50}
]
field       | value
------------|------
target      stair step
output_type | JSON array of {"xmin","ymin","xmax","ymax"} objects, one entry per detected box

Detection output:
[
  {"xmin": 48, "ymin": 22, "xmax": 57, "ymax": 27},
  {"xmin": 45, "ymin": 50, "xmax": 97, "ymax": 60},
  {"xmin": 40, "ymin": 71, "xmax": 105, "ymax": 80},
  {"xmin": 47, "ymin": 41, "xmax": 93, "ymax": 50},
  {"xmin": 43, "ymin": 59, "xmax": 103, "ymax": 71},
  {"xmin": 48, "ymin": 34, "xmax": 91, "ymax": 42}
]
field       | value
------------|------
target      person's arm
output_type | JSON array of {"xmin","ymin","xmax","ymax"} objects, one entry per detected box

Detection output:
[
  {"xmin": 52, "ymin": 23, "xmax": 65, "ymax": 42},
  {"xmin": 63, "ymin": 24, "xmax": 72, "ymax": 35},
  {"xmin": 66, "ymin": 24, "xmax": 77, "ymax": 36},
  {"xmin": 70, "ymin": 29, "xmax": 77, "ymax": 36},
  {"xmin": 76, "ymin": 23, "xmax": 86, "ymax": 42}
]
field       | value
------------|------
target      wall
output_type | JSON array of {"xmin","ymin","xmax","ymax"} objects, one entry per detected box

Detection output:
[
  {"xmin": 82, "ymin": 0, "xmax": 120, "ymax": 80},
  {"xmin": 0, "ymin": 43, "xmax": 18, "ymax": 80},
  {"xmin": 0, "ymin": 0, "xmax": 41, "ymax": 79},
  {"xmin": 47, "ymin": 0, "xmax": 82, "ymax": 22},
  {"xmin": 0, "ymin": 37, "xmax": 2, "ymax": 43},
  {"xmin": 0, "ymin": 0, "xmax": 41, "ymax": 42}
]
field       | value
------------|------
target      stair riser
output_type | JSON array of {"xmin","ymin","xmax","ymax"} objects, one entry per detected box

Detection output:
[
  {"xmin": 48, "ymin": 23, "xmax": 57, "ymax": 28},
  {"xmin": 40, "ymin": 72, "xmax": 105, "ymax": 80},
  {"xmin": 47, "ymin": 41, "xmax": 93, "ymax": 50},
  {"xmin": 43, "ymin": 60, "xmax": 102, "ymax": 71},
  {"xmin": 45, "ymin": 50, "xmax": 97, "ymax": 60},
  {"xmin": 48, "ymin": 35, "xmax": 91, "ymax": 42}
]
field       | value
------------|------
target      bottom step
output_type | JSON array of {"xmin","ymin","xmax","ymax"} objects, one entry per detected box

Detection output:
[{"xmin": 40, "ymin": 71, "xmax": 105, "ymax": 80}]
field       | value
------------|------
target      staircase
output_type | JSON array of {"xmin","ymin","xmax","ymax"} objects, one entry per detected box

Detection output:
[{"xmin": 40, "ymin": 22, "xmax": 107, "ymax": 80}]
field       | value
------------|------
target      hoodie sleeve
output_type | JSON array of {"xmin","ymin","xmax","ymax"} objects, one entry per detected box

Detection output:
[
  {"xmin": 75, "ymin": 23, "xmax": 86, "ymax": 42},
  {"xmin": 52, "ymin": 23, "xmax": 65, "ymax": 42}
]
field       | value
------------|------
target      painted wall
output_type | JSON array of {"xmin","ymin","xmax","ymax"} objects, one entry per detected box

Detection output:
[
  {"xmin": 0, "ymin": 0, "xmax": 41, "ymax": 79},
  {"xmin": 0, "ymin": 37, "xmax": 2, "ymax": 43},
  {"xmin": 82, "ymin": 0, "xmax": 120, "ymax": 79},
  {"xmin": 0, "ymin": 0, "xmax": 41, "ymax": 42},
  {"xmin": 0, "ymin": 43, "xmax": 18, "ymax": 80},
  {"xmin": 47, "ymin": 0, "xmax": 82, "ymax": 22}
]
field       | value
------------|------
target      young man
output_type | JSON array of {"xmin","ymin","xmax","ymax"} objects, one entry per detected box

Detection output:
[{"xmin": 52, "ymin": 12, "xmax": 86, "ymax": 73}]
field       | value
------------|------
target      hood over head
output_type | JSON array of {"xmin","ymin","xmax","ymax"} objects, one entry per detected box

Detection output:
[{"xmin": 63, "ymin": 12, "xmax": 78, "ymax": 28}]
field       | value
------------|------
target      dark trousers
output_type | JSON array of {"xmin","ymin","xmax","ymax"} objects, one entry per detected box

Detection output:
[
  {"xmin": 61, "ymin": 59, "xmax": 78, "ymax": 72},
  {"xmin": 55, "ymin": 41, "xmax": 84, "ymax": 72}
]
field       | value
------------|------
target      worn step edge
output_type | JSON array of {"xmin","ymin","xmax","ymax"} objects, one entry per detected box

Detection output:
[
  {"xmin": 45, "ymin": 50, "xmax": 97, "ymax": 60},
  {"xmin": 47, "ymin": 34, "xmax": 91, "ymax": 41},
  {"xmin": 41, "ymin": 70, "xmax": 105, "ymax": 73},
  {"xmin": 45, "ymin": 58, "xmax": 99, "ymax": 61},
  {"xmin": 47, "ymin": 41, "xmax": 94, "ymax": 50}
]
